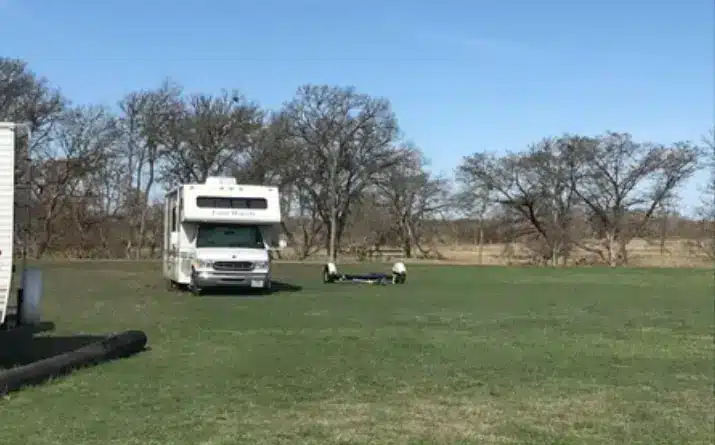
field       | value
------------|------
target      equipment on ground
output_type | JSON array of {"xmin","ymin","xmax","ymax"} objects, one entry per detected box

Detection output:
[
  {"xmin": 322, "ymin": 262, "xmax": 407, "ymax": 285},
  {"xmin": 0, "ymin": 330, "xmax": 148, "ymax": 395},
  {"xmin": 162, "ymin": 176, "xmax": 287, "ymax": 295}
]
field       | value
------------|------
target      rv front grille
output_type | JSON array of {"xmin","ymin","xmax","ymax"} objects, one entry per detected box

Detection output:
[{"xmin": 213, "ymin": 261, "xmax": 254, "ymax": 271}]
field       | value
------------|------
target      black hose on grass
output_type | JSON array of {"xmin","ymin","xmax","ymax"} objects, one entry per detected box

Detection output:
[{"xmin": 0, "ymin": 330, "xmax": 148, "ymax": 395}]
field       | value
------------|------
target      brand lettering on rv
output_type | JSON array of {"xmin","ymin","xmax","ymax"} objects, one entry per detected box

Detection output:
[{"xmin": 211, "ymin": 209, "xmax": 257, "ymax": 217}]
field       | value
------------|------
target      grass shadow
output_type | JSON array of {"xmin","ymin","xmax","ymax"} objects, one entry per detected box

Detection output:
[
  {"xmin": 0, "ymin": 320, "xmax": 55, "ymax": 335},
  {"xmin": 200, "ymin": 280, "xmax": 303, "ymax": 297},
  {"xmin": 0, "ymin": 322, "xmax": 108, "ymax": 369}
]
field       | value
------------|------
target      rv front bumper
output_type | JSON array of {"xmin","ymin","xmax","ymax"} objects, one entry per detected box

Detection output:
[{"xmin": 193, "ymin": 270, "xmax": 270, "ymax": 288}]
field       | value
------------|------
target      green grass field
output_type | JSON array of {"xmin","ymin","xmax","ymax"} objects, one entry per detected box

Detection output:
[{"xmin": 0, "ymin": 261, "xmax": 712, "ymax": 445}]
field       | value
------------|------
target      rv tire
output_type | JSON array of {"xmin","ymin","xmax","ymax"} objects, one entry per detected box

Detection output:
[{"xmin": 189, "ymin": 271, "xmax": 202, "ymax": 296}]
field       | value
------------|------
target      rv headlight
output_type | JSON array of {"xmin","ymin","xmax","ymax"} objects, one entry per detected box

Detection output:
[
  {"xmin": 193, "ymin": 259, "xmax": 213, "ymax": 269},
  {"xmin": 253, "ymin": 261, "xmax": 269, "ymax": 270}
]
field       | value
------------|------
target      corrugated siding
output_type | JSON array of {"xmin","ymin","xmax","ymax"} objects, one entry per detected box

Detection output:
[{"xmin": 0, "ymin": 126, "xmax": 14, "ymax": 324}]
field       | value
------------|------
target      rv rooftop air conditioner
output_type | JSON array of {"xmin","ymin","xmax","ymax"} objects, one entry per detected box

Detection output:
[{"xmin": 204, "ymin": 176, "xmax": 237, "ymax": 186}]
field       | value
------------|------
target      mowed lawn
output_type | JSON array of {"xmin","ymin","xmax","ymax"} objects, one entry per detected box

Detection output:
[{"xmin": 0, "ymin": 261, "xmax": 712, "ymax": 445}]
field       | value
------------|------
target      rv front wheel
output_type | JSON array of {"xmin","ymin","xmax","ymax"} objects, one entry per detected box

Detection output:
[{"xmin": 189, "ymin": 270, "xmax": 203, "ymax": 296}]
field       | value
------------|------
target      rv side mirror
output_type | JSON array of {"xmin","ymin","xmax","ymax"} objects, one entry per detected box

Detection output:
[{"xmin": 278, "ymin": 239, "xmax": 287, "ymax": 249}]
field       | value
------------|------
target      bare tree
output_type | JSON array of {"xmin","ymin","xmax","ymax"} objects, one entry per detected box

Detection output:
[
  {"xmin": 375, "ymin": 147, "xmax": 451, "ymax": 257},
  {"xmin": 232, "ymin": 113, "xmax": 316, "ymax": 258},
  {"xmin": 279, "ymin": 84, "xmax": 402, "ymax": 261},
  {"xmin": 453, "ymin": 173, "xmax": 494, "ymax": 264},
  {"xmin": 689, "ymin": 128, "xmax": 715, "ymax": 259},
  {"xmin": 233, "ymin": 113, "xmax": 294, "ymax": 184},
  {"xmin": 457, "ymin": 137, "xmax": 580, "ymax": 266},
  {"xmin": 0, "ymin": 58, "xmax": 67, "ymax": 253},
  {"xmin": 31, "ymin": 105, "xmax": 122, "ymax": 257},
  {"xmin": 118, "ymin": 80, "xmax": 183, "ymax": 258},
  {"xmin": 289, "ymin": 188, "xmax": 326, "ymax": 259},
  {"xmin": 346, "ymin": 191, "xmax": 394, "ymax": 255},
  {"xmin": 160, "ymin": 90, "xmax": 264, "ymax": 186},
  {"xmin": 0, "ymin": 57, "xmax": 65, "ymax": 148},
  {"xmin": 567, "ymin": 132, "xmax": 700, "ymax": 266}
]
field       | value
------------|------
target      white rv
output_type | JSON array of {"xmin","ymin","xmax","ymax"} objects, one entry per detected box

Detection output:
[
  {"xmin": 163, "ymin": 176, "xmax": 286, "ymax": 295},
  {"xmin": 0, "ymin": 123, "xmax": 15, "ymax": 325},
  {"xmin": 0, "ymin": 122, "xmax": 42, "ymax": 327}
]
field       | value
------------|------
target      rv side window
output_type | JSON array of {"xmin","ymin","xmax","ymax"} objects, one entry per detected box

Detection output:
[
  {"xmin": 250, "ymin": 198, "xmax": 268, "ymax": 209},
  {"xmin": 196, "ymin": 197, "xmax": 268, "ymax": 209},
  {"xmin": 232, "ymin": 198, "xmax": 268, "ymax": 209},
  {"xmin": 196, "ymin": 197, "xmax": 230, "ymax": 208},
  {"xmin": 215, "ymin": 198, "xmax": 231, "ymax": 208}
]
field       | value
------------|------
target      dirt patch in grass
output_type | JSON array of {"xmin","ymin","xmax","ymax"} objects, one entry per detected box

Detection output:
[{"xmin": 210, "ymin": 394, "xmax": 511, "ymax": 444}]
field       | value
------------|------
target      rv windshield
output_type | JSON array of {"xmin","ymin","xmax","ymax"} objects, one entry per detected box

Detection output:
[{"xmin": 196, "ymin": 223, "xmax": 264, "ymax": 249}]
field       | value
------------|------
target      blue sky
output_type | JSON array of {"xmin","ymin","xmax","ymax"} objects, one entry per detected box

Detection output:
[{"xmin": 2, "ymin": 0, "xmax": 713, "ymax": 214}]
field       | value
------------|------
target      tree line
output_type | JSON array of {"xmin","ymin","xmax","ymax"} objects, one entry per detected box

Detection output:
[{"xmin": 1, "ymin": 57, "xmax": 712, "ymax": 265}]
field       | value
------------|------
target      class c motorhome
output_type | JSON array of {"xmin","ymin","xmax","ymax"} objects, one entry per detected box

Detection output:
[{"xmin": 162, "ymin": 176, "xmax": 286, "ymax": 295}]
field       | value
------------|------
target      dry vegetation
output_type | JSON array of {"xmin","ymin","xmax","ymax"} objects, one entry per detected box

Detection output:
[
  {"xmin": 274, "ymin": 238, "xmax": 713, "ymax": 268},
  {"xmin": 218, "ymin": 387, "xmax": 711, "ymax": 444},
  {"xmin": 443, "ymin": 239, "xmax": 712, "ymax": 267}
]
